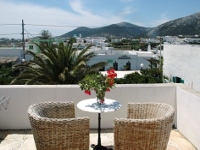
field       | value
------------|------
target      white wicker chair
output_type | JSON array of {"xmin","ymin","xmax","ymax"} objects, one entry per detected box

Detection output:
[
  {"xmin": 28, "ymin": 101, "xmax": 89, "ymax": 150},
  {"xmin": 114, "ymin": 102, "xmax": 174, "ymax": 150}
]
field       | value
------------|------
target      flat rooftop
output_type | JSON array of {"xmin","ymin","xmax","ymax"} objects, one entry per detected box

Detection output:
[{"xmin": 0, "ymin": 129, "xmax": 197, "ymax": 150}]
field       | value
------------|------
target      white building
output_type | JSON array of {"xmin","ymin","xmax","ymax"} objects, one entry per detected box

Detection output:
[
  {"xmin": 163, "ymin": 43, "xmax": 200, "ymax": 92},
  {"xmin": 1, "ymin": 38, "xmax": 159, "ymax": 72},
  {"xmin": 2, "ymin": 41, "xmax": 156, "ymax": 71},
  {"xmin": 87, "ymin": 48, "xmax": 155, "ymax": 71},
  {"xmin": 0, "ymin": 47, "xmax": 23, "ymax": 64}
]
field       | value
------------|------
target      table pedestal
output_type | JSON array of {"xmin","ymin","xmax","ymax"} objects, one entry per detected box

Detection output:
[
  {"xmin": 77, "ymin": 98, "xmax": 121, "ymax": 150},
  {"xmin": 91, "ymin": 113, "xmax": 112, "ymax": 150}
]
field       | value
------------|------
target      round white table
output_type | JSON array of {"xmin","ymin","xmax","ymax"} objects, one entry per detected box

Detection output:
[
  {"xmin": 77, "ymin": 98, "xmax": 121, "ymax": 113},
  {"xmin": 77, "ymin": 98, "xmax": 121, "ymax": 150}
]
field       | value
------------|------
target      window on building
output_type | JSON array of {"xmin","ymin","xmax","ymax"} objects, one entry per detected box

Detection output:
[
  {"xmin": 126, "ymin": 61, "xmax": 131, "ymax": 70},
  {"xmin": 29, "ymin": 45, "xmax": 33, "ymax": 50},
  {"xmin": 113, "ymin": 61, "xmax": 118, "ymax": 70}
]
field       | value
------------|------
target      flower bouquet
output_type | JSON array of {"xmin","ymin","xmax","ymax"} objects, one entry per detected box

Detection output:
[{"xmin": 79, "ymin": 68, "xmax": 117, "ymax": 104}]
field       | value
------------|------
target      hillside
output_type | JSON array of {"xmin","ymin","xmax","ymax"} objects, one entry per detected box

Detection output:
[
  {"xmin": 147, "ymin": 12, "xmax": 200, "ymax": 37},
  {"xmin": 61, "ymin": 12, "xmax": 200, "ymax": 38},
  {"xmin": 61, "ymin": 22, "xmax": 152, "ymax": 38}
]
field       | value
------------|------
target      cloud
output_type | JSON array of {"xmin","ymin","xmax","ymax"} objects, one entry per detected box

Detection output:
[
  {"xmin": 68, "ymin": 0, "xmax": 126, "ymax": 27},
  {"xmin": 150, "ymin": 12, "xmax": 170, "ymax": 27},
  {"xmin": 119, "ymin": 6, "xmax": 136, "ymax": 16},
  {"xmin": 0, "ymin": 0, "xmax": 125, "ymax": 38},
  {"xmin": 0, "ymin": 1, "xmax": 76, "ymax": 38},
  {"xmin": 69, "ymin": 0, "xmax": 91, "ymax": 16}
]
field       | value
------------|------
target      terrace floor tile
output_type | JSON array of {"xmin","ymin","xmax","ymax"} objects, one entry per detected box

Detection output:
[{"xmin": 0, "ymin": 129, "xmax": 197, "ymax": 150}]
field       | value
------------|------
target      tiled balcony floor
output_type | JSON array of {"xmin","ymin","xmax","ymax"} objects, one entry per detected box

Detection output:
[{"xmin": 0, "ymin": 129, "xmax": 197, "ymax": 150}]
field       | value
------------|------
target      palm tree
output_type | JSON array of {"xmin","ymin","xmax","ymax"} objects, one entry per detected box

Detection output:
[{"xmin": 11, "ymin": 41, "xmax": 107, "ymax": 85}]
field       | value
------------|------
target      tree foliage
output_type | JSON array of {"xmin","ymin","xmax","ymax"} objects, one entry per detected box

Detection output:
[
  {"xmin": 0, "ymin": 64, "xmax": 13, "ymax": 85},
  {"xmin": 116, "ymin": 57, "xmax": 163, "ymax": 84},
  {"xmin": 39, "ymin": 30, "xmax": 52, "ymax": 39},
  {"xmin": 111, "ymin": 39, "xmax": 160, "ymax": 51},
  {"xmin": 11, "ymin": 41, "xmax": 107, "ymax": 85}
]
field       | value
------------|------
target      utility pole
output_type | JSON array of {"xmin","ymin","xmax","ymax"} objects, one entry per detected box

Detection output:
[
  {"xmin": 159, "ymin": 37, "xmax": 162, "ymax": 69},
  {"xmin": 22, "ymin": 20, "xmax": 25, "ymax": 60},
  {"xmin": 157, "ymin": 36, "xmax": 162, "ymax": 69},
  {"xmin": 159, "ymin": 37, "xmax": 163, "ymax": 82}
]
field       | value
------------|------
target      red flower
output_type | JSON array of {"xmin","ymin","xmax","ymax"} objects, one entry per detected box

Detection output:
[
  {"xmin": 106, "ymin": 88, "xmax": 110, "ymax": 92},
  {"xmin": 79, "ymin": 68, "xmax": 117, "ymax": 98},
  {"xmin": 84, "ymin": 90, "xmax": 91, "ymax": 95},
  {"xmin": 107, "ymin": 68, "xmax": 115, "ymax": 74},
  {"xmin": 107, "ymin": 68, "xmax": 117, "ymax": 78}
]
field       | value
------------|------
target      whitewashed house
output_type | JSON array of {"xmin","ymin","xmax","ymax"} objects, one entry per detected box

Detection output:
[{"xmin": 87, "ymin": 48, "xmax": 155, "ymax": 71}]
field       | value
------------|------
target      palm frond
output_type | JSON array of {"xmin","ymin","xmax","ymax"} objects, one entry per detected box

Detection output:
[{"xmin": 11, "ymin": 39, "xmax": 106, "ymax": 85}]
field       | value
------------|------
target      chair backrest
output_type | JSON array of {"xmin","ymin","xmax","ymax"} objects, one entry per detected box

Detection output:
[
  {"xmin": 127, "ymin": 102, "xmax": 174, "ymax": 120},
  {"xmin": 28, "ymin": 101, "xmax": 89, "ymax": 150},
  {"xmin": 114, "ymin": 102, "xmax": 175, "ymax": 150},
  {"xmin": 29, "ymin": 101, "xmax": 75, "ymax": 119}
]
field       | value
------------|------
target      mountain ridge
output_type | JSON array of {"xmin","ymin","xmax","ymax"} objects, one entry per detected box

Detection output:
[
  {"xmin": 147, "ymin": 12, "xmax": 200, "ymax": 37},
  {"xmin": 61, "ymin": 12, "xmax": 200, "ymax": 38}
]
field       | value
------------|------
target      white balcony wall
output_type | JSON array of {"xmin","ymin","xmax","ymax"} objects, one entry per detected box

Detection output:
[
  {"xmin": 164, "ymin": 44, "xmax": 200, "ymax": 92},
  {"xmin": 176, "ymin": 84, "xmax": 200, "ymax": 150},
  {"xmin": 0, "ymin": 84, "xmax": 176, "ymax": 130}
]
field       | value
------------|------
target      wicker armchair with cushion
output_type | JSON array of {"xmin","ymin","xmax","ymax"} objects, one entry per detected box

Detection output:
[
  {"xmin": 114, "ymin": 102, "xmax": 174, "ymax": 150},
  {"xmin": 28, "ymin": 101, "xmax": 89, "ymax": 150}
]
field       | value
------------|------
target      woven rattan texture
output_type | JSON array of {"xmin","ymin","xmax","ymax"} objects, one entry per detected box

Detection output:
[
  {"xmin": 28, "ymin": 101, "xmax": 89, "ymax": 150},
  {"xmin": 114, "ymin": 102, "xmax": 174, "ymax": 150}
]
